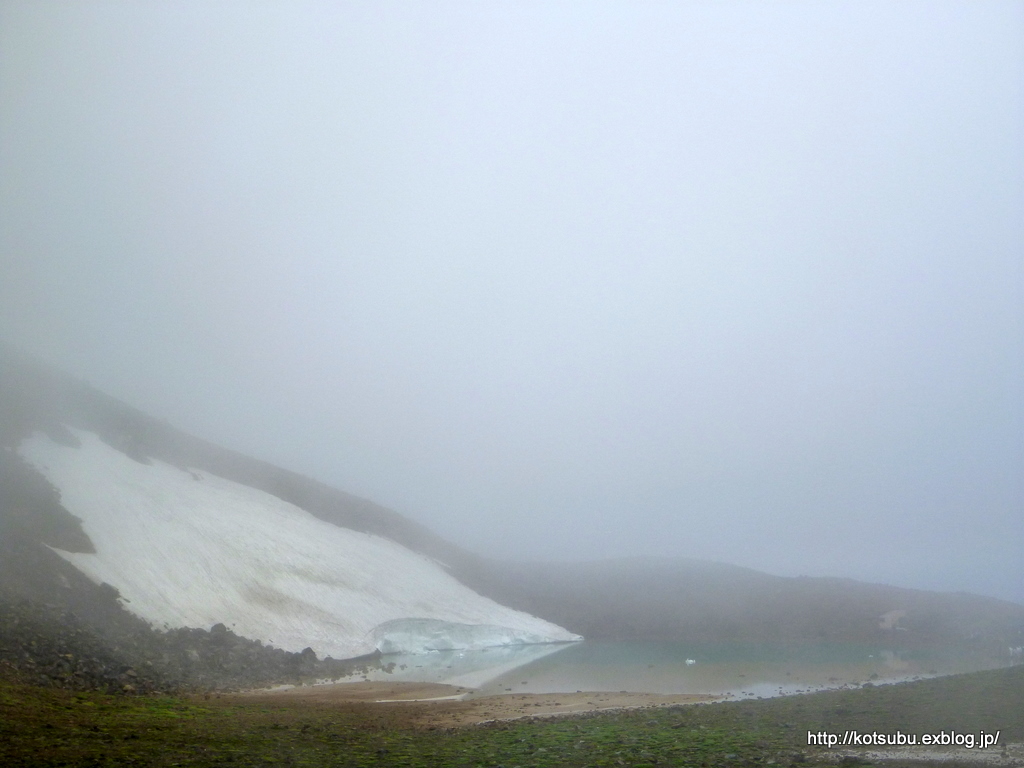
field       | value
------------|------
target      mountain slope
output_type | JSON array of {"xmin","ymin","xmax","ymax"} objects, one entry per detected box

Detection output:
[
  {"xmin": 16, "ymin": 427, "xmax": 578, "ymax": 659},
  {"xmin": 456, "ymin": 557, "xmax": 1024, "ymax": 650},
  {"xmin": 0, "ymin": 346, "xmax": 579, "ymax": 661},
  {"xmin": 2, "ymin": 344, "xmax": 1022, "ymax": 670},
  {"xmin": 0, "ymin": 344, "xmax": 477, "ymax": 565}
]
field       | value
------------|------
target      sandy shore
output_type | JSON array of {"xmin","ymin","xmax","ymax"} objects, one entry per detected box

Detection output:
[{"xmin": 236, "ymin": 681, "xmax": 723, "ymax": 727}]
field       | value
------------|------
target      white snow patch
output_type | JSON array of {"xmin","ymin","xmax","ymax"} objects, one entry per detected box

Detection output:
[{"xmin": 17, "ymin": 429, "xmax": 581, "ymax": 660}]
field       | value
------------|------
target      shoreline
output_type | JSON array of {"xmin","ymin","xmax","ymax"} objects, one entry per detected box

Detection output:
[{"xmin": 233, "ymin": 680, "xmax": 725, "ymax": 726}]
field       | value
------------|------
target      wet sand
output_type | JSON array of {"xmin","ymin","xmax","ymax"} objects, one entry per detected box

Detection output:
[{"xmin": 237, "ymin": 681, "xmax": 723, "ymax": 727}]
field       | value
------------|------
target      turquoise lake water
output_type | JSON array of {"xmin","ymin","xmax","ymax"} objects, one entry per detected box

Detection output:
[{"xmin": 345, "ymin": 640, "xmax": 1020, "ymax": 699}]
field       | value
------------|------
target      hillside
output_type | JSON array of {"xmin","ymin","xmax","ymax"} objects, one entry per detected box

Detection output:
[
  {"xmin": 0, "ymin": 345, "xmax": 578, "ymax": 671},
  {"xmin": 2, "ymin": 344, "xmax": 1022, "ymax": 693},
  {"xmin": 456, "ymin": 557, "xmax": 1024, "ymax": 650}
]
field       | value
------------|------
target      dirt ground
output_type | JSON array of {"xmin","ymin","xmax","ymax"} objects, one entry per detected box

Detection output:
[{"xmin": 235, "ymin": 681, "xmax": 723, "ymax": 728}]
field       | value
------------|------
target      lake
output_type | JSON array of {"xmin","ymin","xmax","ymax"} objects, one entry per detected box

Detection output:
[{"xmin": 338, "ymin": 640, "xmax": 1020, "ymax": 699}]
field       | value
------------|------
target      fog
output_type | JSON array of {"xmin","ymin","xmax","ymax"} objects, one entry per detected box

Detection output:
[{"xmin": 1, "ymin": 2, "xmax": 1021, "ymax": 603}]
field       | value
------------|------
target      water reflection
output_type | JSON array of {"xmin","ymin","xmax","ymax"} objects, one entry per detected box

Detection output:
[
  {"xmin": 327, "ymin": 640, "xmax": 1017, "ymax": 700},
  {"xmin": 470, "ymin": 641, "xmax": 1020, "ymax": 698},
  {"xmin": 333, "ymin": 641, "xmax": 575, "ymax": 690}
]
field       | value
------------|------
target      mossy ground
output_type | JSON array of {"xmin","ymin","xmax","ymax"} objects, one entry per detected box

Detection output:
[{"xmin": 2, "ymin": 664, "xmax": 1021, "ymax": 767}]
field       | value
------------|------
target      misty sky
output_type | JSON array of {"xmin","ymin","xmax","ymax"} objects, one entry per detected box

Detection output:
[{"xmin": 2, "ymin": 2, "xmax": 1022, "ymax": 603}]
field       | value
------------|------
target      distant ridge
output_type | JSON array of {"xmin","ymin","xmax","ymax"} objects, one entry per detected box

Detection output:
[{"xmin": 456, "ymin": 556, "xmax": 1024, "ymax": 650}]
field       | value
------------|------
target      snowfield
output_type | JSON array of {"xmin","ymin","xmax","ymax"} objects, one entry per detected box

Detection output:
[{"xmin": 18, "ymin": 429, "xmax": 581, "ymax": 660}]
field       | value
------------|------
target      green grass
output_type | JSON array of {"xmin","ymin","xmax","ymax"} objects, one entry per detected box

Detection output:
[
  {"xmin": 2, "ymin": 664, "xmax": 1022, "ymax": 767},
  {"xmin": 0, "ymin": 684, "xmax": 786, "ymax": 767}
]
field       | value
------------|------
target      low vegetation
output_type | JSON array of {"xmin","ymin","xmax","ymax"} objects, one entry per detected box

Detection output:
[{"xmin": 2, "ymin": 664, "xmax": 1021, "ymax": 767}]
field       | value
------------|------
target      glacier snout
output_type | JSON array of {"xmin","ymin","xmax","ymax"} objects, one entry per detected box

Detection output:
[{"xmin": 370, "ymin": 618, "xmax": 580, "ymax": 655}]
